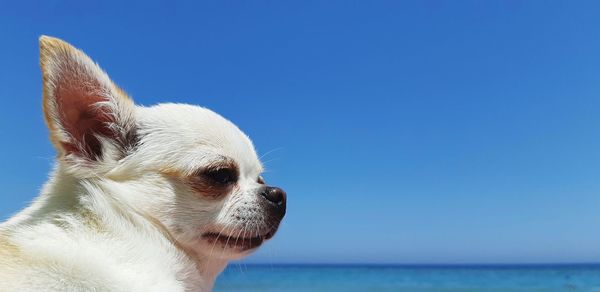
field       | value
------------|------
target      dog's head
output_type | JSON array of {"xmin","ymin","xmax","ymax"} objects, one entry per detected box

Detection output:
[{"xmin": 39, "ymin": 36, "xmax": 286, "ymax": 260}]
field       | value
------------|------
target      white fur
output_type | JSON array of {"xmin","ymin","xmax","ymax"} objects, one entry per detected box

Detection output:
[{"xmin": 0, "ymin": 36, "xmax": 284, "ymax": 291}]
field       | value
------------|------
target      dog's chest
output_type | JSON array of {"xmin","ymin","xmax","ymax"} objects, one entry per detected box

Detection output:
[{"xmin": 3, "ymin": 222, "xmax": 207, "ymax": 292}]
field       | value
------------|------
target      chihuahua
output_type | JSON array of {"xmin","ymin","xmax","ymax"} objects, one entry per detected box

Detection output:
[{"xmin": 0, "ymin": 36, "xmax": 286, "ymax": 291}]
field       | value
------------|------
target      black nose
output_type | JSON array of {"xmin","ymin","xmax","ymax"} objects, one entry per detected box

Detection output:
[{"xmin": 261, "ymin": 186, "xmax": 286, "ymax": 206}]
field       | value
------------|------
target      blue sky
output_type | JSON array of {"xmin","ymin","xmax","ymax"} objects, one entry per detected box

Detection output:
[{"xmin": 1, "ymin": 1, "xmax": 600, "ymax": 264}]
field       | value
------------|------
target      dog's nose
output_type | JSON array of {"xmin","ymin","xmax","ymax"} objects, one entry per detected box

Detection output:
[
  {"xmin": 260, "ymin": 186, "xmax": 286, "ymax": 219},
  {"xmin": 261, "ymin": 186, "xmax": 286, "ymax": 206}
]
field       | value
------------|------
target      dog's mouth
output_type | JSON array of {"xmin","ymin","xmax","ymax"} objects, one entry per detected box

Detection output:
[{"xmin": 201, "ymin": 228, "xmax": 277, "ymax": 251}]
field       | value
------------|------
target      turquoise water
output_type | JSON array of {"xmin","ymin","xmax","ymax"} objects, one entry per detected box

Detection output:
[{"xmin": 214, "ymin": 264, "xmax": 600, "ymax": 291}]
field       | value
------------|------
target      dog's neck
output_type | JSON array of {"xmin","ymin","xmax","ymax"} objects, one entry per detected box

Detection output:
[
  {"xmin": 195, "ymin": 254, "xmax": 229, "ymax": 288},
  {"xmin": 4, "ymin": 165, "xmax": 229, "ymax": 291}
]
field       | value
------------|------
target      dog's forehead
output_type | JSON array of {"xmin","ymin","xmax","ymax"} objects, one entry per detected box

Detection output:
[{"xmin": 135, "ymin": 103, "xmax": 262, "ymax": 175}]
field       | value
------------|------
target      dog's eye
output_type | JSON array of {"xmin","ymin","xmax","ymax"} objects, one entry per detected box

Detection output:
[
  {"xmin": 203, "ymin": 168, "xmax": 237, "ymax": 185},
  {"xmin": 257, "ymin": 176, "xmax": 265, "ymax": 184}
]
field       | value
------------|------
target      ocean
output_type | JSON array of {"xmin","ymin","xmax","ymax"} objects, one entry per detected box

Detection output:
[{"xmin": 214, "ymin": 264, "xmax": 600, "ymax": 291}]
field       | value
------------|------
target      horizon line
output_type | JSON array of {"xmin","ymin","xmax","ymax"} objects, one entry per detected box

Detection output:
[{"xmin": 237, "ymin": 262, "xmax": 600, "ymax": 267}]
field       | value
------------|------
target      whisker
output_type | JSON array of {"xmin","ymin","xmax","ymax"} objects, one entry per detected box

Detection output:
[
  {"xmin": 259, "ymin": 147, "xmax": 283, "ymax": 161},
  {"xmin": 232, "ymin": 223, "xmax": 246, "ymax": 251},
  {"xmin": 234, "ymin": 223, "xmax": 248, "ymax": 275},
  {"xmin": 206, "ymin": 224, "xmax": 229, "ymax": 269}
]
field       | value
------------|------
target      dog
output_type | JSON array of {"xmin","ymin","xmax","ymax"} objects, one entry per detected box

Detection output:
[{"xmin": 0, "ymin": 36, "xmax": 286, "ymax": 291}]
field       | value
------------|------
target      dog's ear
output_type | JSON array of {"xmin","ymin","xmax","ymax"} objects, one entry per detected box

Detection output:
[{"xmin": 39, "ymin": 36, "xmax": 136, "ymax": 163}]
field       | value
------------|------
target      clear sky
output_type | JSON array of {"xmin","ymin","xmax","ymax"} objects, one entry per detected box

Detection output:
[{"xmin": 1, "ymin": 1, "xmax": 600, "ymax": 264}]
